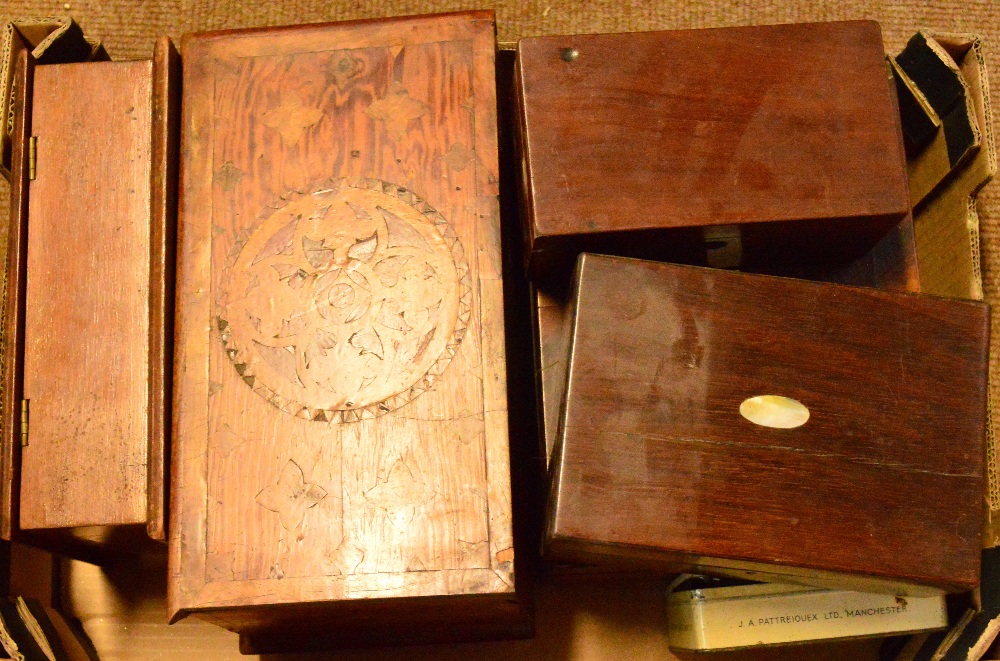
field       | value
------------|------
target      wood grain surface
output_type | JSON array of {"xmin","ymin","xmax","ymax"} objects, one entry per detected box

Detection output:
[
  {"xmin": 515, "ymin": 20, "xmax": 910, "ymax": 278},
  {"xmin": 20, "ymin": 61, "xmax": 153, "ymax": 530},
  {"xmin": 169, "ymin": 12, "xmax": 522, "ymax": 648},
  {"xmin": 532, "ymin": 214, "xmax": 922, "ymax": 471},
  {"xmin": 533, "ymin": 285, "xmax": 571, "ymax": 467},
  {"xmin": 0, "ymin": 46, "xmax": 32, "ymax": 541},
  {"xmin": 548, "ymin": 254, "xmax": 988, "ymax": 594},
  {"xmin": 147, "ymin": 36, "xmax": 181, "ymax": 542}
]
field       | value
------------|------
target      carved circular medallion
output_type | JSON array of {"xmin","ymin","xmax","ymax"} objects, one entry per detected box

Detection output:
[{"xmin": 218, "ymin": 178, "xmax": 471, "ymax": 422}]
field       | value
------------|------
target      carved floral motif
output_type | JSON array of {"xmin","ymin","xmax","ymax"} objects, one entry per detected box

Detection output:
[
  {"xmin": 259, "ymin": 94, "xmax": 324, "ymax": 146},
  {"xmin": 214, "ymin": 161, "xmax": 245, "ymax": 192},
  {"xmin": 365, "ymin": 81, "xmax": 429, "ymax": 141},
  {"xmin": 255, "ymin": 459, "xmax": 328, "ymax": 530},
  {"xmin": 218, "ymin": 178, "xmax": 472, "ymax": 422}
]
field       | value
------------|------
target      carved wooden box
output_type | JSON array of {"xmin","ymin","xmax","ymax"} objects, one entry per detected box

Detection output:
[
  {"xmin": 514, "ymin": 21, "xmax": 911, "ymax": 280},
  {"xmin": 547, "ymin": 253, "xmax": 988, "ymax": 594},
  {"xmin": 168, "ymin": 12, "xmax": 526, "ymax": 652},
  {"xmin": 0, "ymin": 39, "xmax": 178, "ymax": 560}
]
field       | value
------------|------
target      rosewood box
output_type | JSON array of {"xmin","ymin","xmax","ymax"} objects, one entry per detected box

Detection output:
[
  {"xmin": 0, "ymin": 39, "xmax": 178, "ymax": 559},
  {"xmin": 168, "ymin": 12, "xmax": 526, "ymax": 653},
  {"xmin": 514, "ymin": 21, "xmax": 911, "ymax": 280},
  {"xmin": 547, "ymin": 254, "xmax": 988, "ymax": 595}
]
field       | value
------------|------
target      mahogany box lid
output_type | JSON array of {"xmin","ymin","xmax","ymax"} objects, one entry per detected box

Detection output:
[
  {"xmin": 530, "ymin": 212, "xmax": 921, "ymax": 470},
  {"xmin": 168, "ymin": 11, "xmax": 526, "ymax": 652},
  {"xmin": 547, "ymin": 253, "xmax": 989, "ymax": 594},
  {"xmin": 514, "ymin": 20, "xmax": 911, "ymax": 280}
]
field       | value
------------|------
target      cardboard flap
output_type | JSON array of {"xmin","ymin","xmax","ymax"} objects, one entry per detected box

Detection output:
[
  {"xmin": 0, "ymin": 17, "xmax": 106, "ymax": 181},
  {"xmin": 898, "ymin": 31, "xmax": 983, "ymax": 206}
]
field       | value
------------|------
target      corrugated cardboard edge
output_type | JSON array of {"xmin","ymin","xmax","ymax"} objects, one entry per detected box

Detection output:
[
  {"xmin": 899, "ymin": 34, "xmax": 980, "ymax": 208},
  {"xmin": 900, "ymin": 32, "xmax": 1000, "ymax": 550},
  {"xmin": 912, "ymin": 31, "xmax": 994, "ymax": 302}
]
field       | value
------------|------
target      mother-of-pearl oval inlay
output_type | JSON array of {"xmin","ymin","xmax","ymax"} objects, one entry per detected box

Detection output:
[{"xmin": 739, "ymin": 395, "xmax": 810, "ymax": 429}]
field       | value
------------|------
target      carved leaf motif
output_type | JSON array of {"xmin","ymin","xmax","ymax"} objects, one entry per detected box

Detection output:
[
  {"xmin": 259, "ymin": 94, "xmax": 324, "ymax": 147},
  {"xmin": 253, "ymin": 341, "xmax": 302, "ymax": 386},
  {"xmin": 345, "ymin": 304, "xmax": 368, "ymax": 324},
  {"xmin": 308, "ymin": 204, "xmax": 332, "ymax": 221},
  {"xmin": 376, "ymin": 299, "xmax": 412, "ymax": 332},
  {"xmin": 313, "ymin": 268, "xmax": 342, "ymax": 297},
  {"xmin": 365, "ymin": 81, "xmax": 430, "ymax": 141},
  {"xmin": 347, "ymin": 231, "xmax": 378, "ymax": 263},
  {"xmin": 271, "ymin": 263, "xmax": 299, "ymax": 279},
  {"xmin": 255, "ymin": 460, "xmax": 328, "ymax": 531},
  {"xmin": 346, "ymin": 268, "xmax": 371, "ymax": 290},
  {"xmin": 380, "ymin": 206, "xmax": 432, "ymax": 252},
  {"xmin": 270, "ymin": 264, "xmax": 310, "ymax": 291},
  {"xmin": 303, "ymin": 236, "xmax": 335, "ymax": 268},
  {"xmin": 373, "ymin": 255, "xmax": 412, "ymax": 287},
  {"xmin": 349, "ymin": 326, "xmax": 384, "ymax": 360},
  {"xmin": 304, "ymin": 329, "xmax": 337, "ymax": 369},
  {"xmin": 421, "ymin": 262, "xmax": 439, "ymax": 282},
  {"xmin": 412, "ymin": 326, "xmax": 436, "ymax": 363},
  {"xmin": 253, "ymin": 217, "xmax": 299, "ymax": 264},
  {"xmin": 278, "ymin": 314, "xmax": 310, "ymax": 338},
  {"xmin": 327, "ymin": 283, "xmax": 355, "ymax": 308},
  {"xmin": 359, "ymin": 373, "xmax": 379, "ymax": 392},
  {"xmin": 364, "ymin": 460, "xmax": 435, "ymax": 515},
  {"xmin": 346, "ymin": 200, "xmax": 371, "ymax": 220},
  {"xmin": 404, "ymin": 300, "xmax": 438, "ymax": 332}
]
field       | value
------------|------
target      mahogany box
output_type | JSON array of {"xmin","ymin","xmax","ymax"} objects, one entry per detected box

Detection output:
[
  {"xmin": 531, "ymin": 217, "xmax": 921, "ymax": 468},
  {"xmin": 0, "ymin": 38, "xmax": 178, "ymax": 559},
  {"xmin": 547, "ymin": 253, "xmax": 989, "ymax": 595},
  {"xmin": 513, "ymin": 21, "xmax": 911, "ymax": 280},
  {"xmin": 168, "ymin": 12, "xmax": 528, "ymax": 653}
]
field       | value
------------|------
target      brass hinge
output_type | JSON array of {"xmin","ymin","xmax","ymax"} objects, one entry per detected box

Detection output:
[
  {"xmin": 20, "ymin": 399, "xmax": 28, "ymax": 447},
  {"xmin": 28, "ymin": 136, "xmax": 37, "ymax": 180}
]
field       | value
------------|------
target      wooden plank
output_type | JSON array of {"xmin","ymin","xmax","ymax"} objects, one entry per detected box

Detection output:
[
  {"xmin": 20, "ymin": 61, "xmax": 153, "ymax": 530},
  {"xmin": 515, "ymin": 21, "xmax": 910, "ymax": 280},
  {"xmin": 147, "ymin": 37, "xmax": 181, "ymax": 542},
  {"xmin": 548, "ymin": 254, "xmax": 988, "ymax": 594},
  {"xmin": 0, "ymin": 45, "xmax": 32, "ymax": 541},
  {"xmin": 169, "ymin": 12, "xmax": 523, "ymax": 650}
]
